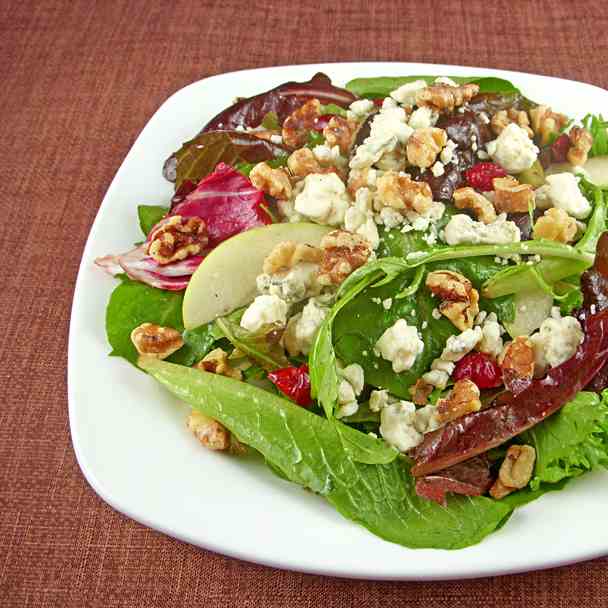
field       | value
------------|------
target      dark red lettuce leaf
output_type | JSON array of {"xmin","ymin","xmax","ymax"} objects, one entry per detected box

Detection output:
[
  {"xmin": 163, "ymin": 130, "xmax": 289, "ymax": 187},
  {"xmin": 201, "ymin": 72, "xmax": 357, "ymax": 134},
  {"xmin": 411, "ymin": 310, "xmax": 608, "ymax": 477},
  {"xmin": 171, "ymin": 162, "xmax": 271, "ymax": 248},
  {"xmin": 415, "ymin": 455, "xmax": 493, "ymax": 506}
]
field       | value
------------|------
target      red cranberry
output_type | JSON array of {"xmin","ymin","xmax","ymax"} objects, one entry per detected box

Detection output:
[
  {"xmin": 312, "ymin": 114, "xmax": 334, "ymax": 132},
  {"xmin": 551, "ymin": 133, "xmax": 570, "ymax": 164},
  {"xmin": 464, "ymin": 162, "xmax": 508, "ymax": 192},
  {"xmin": 453, "ymin": 352, "xmax": 503, "ymax": 389},
  {"xmin": 268, "ymin": 364, "xmax": 312, "ymax": 406}
]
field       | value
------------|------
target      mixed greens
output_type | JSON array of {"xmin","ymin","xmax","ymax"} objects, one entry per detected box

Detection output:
[{"xmin": 98, "ymin": 71, "xmax": 608, "ymax": 550}]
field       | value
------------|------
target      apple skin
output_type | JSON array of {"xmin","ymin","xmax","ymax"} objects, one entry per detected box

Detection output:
[{"xmin": 183, "ymin": 222, "xmax": 331, "ymax": 330}]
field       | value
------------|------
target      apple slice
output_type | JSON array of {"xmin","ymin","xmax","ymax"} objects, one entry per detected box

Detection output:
[
  {"xmin": 546, "ymin": 155, "xmax": 608, "ymax": 187},
  {"xmin": 504, "ymin": 288, "xmax": 553, "ymax": 338},
  {"xmin": 183, "ymin": 222, "xmax": 331, "ymax": 329}
]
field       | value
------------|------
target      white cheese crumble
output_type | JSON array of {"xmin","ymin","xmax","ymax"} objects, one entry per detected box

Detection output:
[
  {"xmin": 256, "ymin": 262, "xmax": 319, "ymax": 303},
  {"xmin": 434, "ymin": 76, "xmax": 458, "ymax": 87},
  {"xmin": 312, "ymin": 144, "xmax": 345, "ymax": 166},
  {"xmin": 441, "ymin": 326, "xmax": 483, "ymax": 362},
  {"xmin": 348, "ymin": 98, "xmax": 375, "ymax": 117},
  {"xmin": 440, "ymin": 139, "xmax": 458, "ymax": 164},
  {"xmin": 336, "ymin": 363, "xmax": 365, "ymax": 419},
  {"xmin": 476, "ymin": 312, "xmax": 504, "ymax": 359},
  {"xmin": 408, "ymin": 106, "xmax": 438, "ymax": 129},
  {"xmin": 378, "ymin": 206, "xmax": 404, "ymax": 229},
  {"xmin": 379, "ymin": 401, "xmax": 440, "ymax": 452},
  {"xmin": 431, "ymin": 161, "xmax": 445, "ymax": 177},
  {"xmin": 282, "ymin": 298, "xmax": 328, "ymax": 356},
  {"xmin": 294, "ymin": 173, "xmax": 350, "ymax": 226},
  {"xmin": 530, "ymin": 313, "xmax": 584, "ymax": 373},
  {"xmin": 443, "ymin": 213, "xmax": 521, "ymax": 246},
  {"xmin": 382, "ymin": 298, "xmax": 393, "ymax": 310},
  {"xmin": 375, "ymin": 319, "xmax": 424, "ymax": 373},
  {"xmin": 486, "ymin": 123, "xmax": 539, "ymax": 173},
  {"xmin": 534, "ymin": 173, "xmax": 592, "ymax": 219},
  {"xmin": 343, "ymin": 187, "xmax": 380, "ymax": 249},
  {"xmin": 390, "ymin": 80, "xmax": 428, "ymax": 105},
  {"xmin": 240, "ymin": 295, "xmax": 288, "ymax": 333}
]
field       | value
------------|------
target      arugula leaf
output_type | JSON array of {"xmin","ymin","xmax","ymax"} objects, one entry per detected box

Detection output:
[
  {"xmin": 105, "ymin": 275, "xmax": 196, "ymax": 366},
  {"xmin": 236, "ymin": 155, "xmax": 288, "ymax": 177},
  {"xmin": 582, "ymin": 114, "xmax": 608, "ymax": 157},
  {"xmin": 345, "ymin": 75, "xmax": 519, "ymax": 99},
  {"xmin": 318, "ymin": 103, "xmax": 348, "ymax": 117},
  {"xmin": 215, "ymin": 317, "xmax": 289, "ymax": 370},
  {"xmin": 520, "ymin": 391, "xmax": 608, "ymax": 489},
  {"xmin": 141, "ymin": 358, "xmax": 512, "ymax": 550},
  {"xmin": 137, "ymin": 205, "xmax": 168, "ymax": 236}
]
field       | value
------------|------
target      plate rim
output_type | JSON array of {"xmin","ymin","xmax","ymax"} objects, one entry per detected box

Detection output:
[{"xmin": 68, "ymin": 61, "xmax": 608, "ymax": 581}]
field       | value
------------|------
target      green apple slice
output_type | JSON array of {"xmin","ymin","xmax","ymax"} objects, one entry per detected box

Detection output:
[
  {"xmin": 546, "ymin": 155, "xmax": 608, "ymax": 187},
  {"xmin": 504, "ymin": 288, "xmax": 553, "ymax": 338},
  {"xmin": 183, "ymin": 223, "xmax": 331, "ymax": 330}
]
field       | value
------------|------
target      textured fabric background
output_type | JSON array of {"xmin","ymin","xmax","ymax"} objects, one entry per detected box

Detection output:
[{"xmin": 1, "ymin": 1, "xmax": 607, "ymax": 606}]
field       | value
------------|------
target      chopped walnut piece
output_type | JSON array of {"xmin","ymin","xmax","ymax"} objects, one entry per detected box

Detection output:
[
  {"xmin": 409, "ymin": 378, "xmax": 434, "ymax": 405},
  {"xmin": 453, "ymin": 187, "xmax": 497, "ymax": 224},
  {"xmin": 282, "ymin": 99, "xmax": 321, "ymax": 148},
  {"xmin": 323, "ymin": 116, "xmax": 357, "ymax": 154},
  {"xmin": 499, "ymin": 336, "xmax": 535, "ymax": 384},
  {"xmin": 287, "ymin": 148, "xmax": 322, "ymax": 179},
  {"xmin": 249, "ymin": 162, "xmax": 292, "ymax": 199},
  {"xmin": 262, "ymin": 241, "xmax": 323, "ymax": 275},
  {"xmin": 415, "ymin": 83, "xmax": 479, "ymax": 112},
  {"xmin": 131, "ymin": 323, "xmax": 184, "ymax": 359},
  {"xmin": 491, "ymin": 109, "xmax": 534, "ymax": 138},
  {"xmin": 533, "ymin": 208, "xmax": 577, "ymax": 243},
  {"xmin": 426, "ymin": 270, "xmax": 480, "ymax": 331},
  {"xmin": 406, "ymin": 127, "xmax": 448, "ymax": 169},
  {"xmin": 529, "ymin": 105, "xmax": 569, "ymax": 145},
  {"xmin": 492, "ymin": 176, "xmax": 535, "ymax": 214},
  {"xmin": 186, "ymin": 411, "xmax": 231, "ymax": 451},
  {"xmin": 375, "ymin": 170, "xmax": 433, "ymax": 214},
  {"xmin": 317, "ymin": 229, "xmax": 371, "ymax": 285},
  {"xmin": 147, "ymin": 215, "xmax": 208, "ymax": 265},
  {"xmin": 436, "ymin": 379, "xmax": 481, "ymax": 424},
  {"xmin": 490, "ymin": 445, "xmax": 536, "ymax": 498},
  {"xmin": 194, "ymin": 347, "xmax": 242, "ymax": 380},
  {"xmin": 567, "ymin": 127, "xmax": 593, "ymax": 166}
]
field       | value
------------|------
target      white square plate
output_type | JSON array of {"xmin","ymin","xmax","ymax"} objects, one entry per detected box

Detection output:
[{"xmin": 69, "ymin": 62, "xmax": 608, "ymax": 580}]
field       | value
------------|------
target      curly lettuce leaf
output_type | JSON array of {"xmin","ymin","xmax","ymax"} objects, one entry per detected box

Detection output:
[{"xmin": 141, "ymin": 358, "xmax": 512, "ymax": 550}]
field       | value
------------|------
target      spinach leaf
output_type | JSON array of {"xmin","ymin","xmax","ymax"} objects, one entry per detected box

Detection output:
[
  {"xmin": 182, "ymin": 324, "xmax": 217, "ymax": 362},
  {"xmin": 137, "ymin": 205, "xmax": 168, "ymax": 236},
  {"xmin": 105, "ymin": 275, "xmax": 196, "ymax": 366},
  {"xmin": 345, "ymin": 75, "xmax": 519, "ymax": 99},
  {"xmin": 141, "ymin": 358, "xmax": 512, "ymax": 550},
  {"xmin": 333, "ymin": 258, "xmax": 513, "ymax": 398},
  {"xmin": 520, "ymin": 391, "xmax": 608, "ymax": 489}
]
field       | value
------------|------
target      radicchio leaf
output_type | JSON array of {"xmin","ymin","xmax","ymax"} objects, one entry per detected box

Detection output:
[
  {"xmin": 163, "ymin": 130, "xmax": 289, "ymax": 188},
  {"xmin": 201, "ymin": 72, "xmax": 357, "ymax": 134},
  {"xmin": 172, "ymin": 162, "xmax": 271, "ymax": 248},
  {"xmin": 411, "ymin": 309, "xmax": 608, "ymax": 477}
]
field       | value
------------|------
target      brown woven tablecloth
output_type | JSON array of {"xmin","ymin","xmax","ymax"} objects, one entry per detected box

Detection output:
[{"xmin": 2, "ymin": 1, "xmax": 608, "ymax": 605}]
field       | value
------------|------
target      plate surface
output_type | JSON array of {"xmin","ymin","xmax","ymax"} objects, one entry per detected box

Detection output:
[{"xmin": 68, "ymin": 62, "xmax": 608, "ymax": 580}]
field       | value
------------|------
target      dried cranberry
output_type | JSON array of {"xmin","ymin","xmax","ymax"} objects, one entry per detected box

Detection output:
[
  {"xmin": 312, "ymin": 114, "xmax": 333, "ymax": 132},
  {"xmin": 464, "ymin": 162, "xmax": 508, "ymax": 192},
  {"xmin": 551, "ymin": 133, "xmax": 570, "ymax": 163},
  {"xmin": 373, "ymin": 98, "xmax": 384, "ymax": 107},
  {"xmin": 268, "ymin": 364, "xmax": 312, "ymax": 406},
  {"xmin": 453, "ymin": 352, "xmax": 503, "ymax": 389}
]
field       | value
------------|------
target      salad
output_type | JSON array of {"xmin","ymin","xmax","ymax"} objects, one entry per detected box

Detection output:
[{"xmin": 97, "ymin": 72, "xmax": 608, "ymax": 550}]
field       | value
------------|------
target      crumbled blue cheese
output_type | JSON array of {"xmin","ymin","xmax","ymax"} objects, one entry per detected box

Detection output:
[
  {"xmin": 530, "ymin": 313, "xmax": 584, "ymax": 373},
  {"xmin": 408, "ymin": 106, "xmax": 438, "ymax": 129},
  {"xmin": 476, "ymin": 312, "xmax": 504, "ymax": 358},
  {"xmin": 486, "ymin": 123, "xmax": 539, "ymax": 173},
  {"xmin": 256, "ymin": 263, "xmax": 319, "ymax": 303},
  {"xmin": 440, "ymin": 139, "xmax": 458, "ymax": 164},
  {"xmin": 390, "ymin": 80, "xmax": 428, "ymax": 106},
  {"xmin": 431, "ymin": 161, "xmax": 445, "ymax": 177},
  {"xmin": 240, "ymin": 295, "xmax": 288, "ymax": 332},
  {"xmin": 434, "ymin": 76, "xmax": 458, "ymax": 87},
  {"xmin": 282, "ymin": 298, "xmax": 328, "ymax": 356},
  {"xmin": 294, "ymin": 173, "xmax": 350, "ymax": 226},
  {"xmin": 443, "ymin": 213, "xmax": 521, "ymax": 246},
  {"xmin": 441, "ymin": 327, "xmax": 483, "ymax": 362},
  {"xmin": 343, "ymin": 187, "xmax": 380, "ymax": 249},
  {"xmin": 379, "ymin": 401, "xmax": 440, "ymax": 452},
  {"xmin": 378, "ymin": 206, "xmax": 404, "ymax": 229},
  {"xmin": 348, "ymin": 98, "xmax": 375, "ymax": 118},
  {"xmin": 375, "ymin": 319, "xmax": 424, "ymax": 373},
  {"xmin": 534, "ymin": 173, "xmax": 591, "ymax": 219},
  {"xmin": 336, "ymin": 363, "xmax": 365, "ymax": 419},
  {"xmin": 421, "ymin": 359, "xmax": 455, "ymax": 390}
]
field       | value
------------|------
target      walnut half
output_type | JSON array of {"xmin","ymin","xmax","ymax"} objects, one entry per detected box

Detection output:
[
  {"xmin": 406, "ymin": 127, "xmax": 448, "ymax": 169},
  {"xmin": 436, "ymin": 379, "xmax": 481, "ymax": 424},
  {"xmin": 453, "ymin": 187, "xmax": 497, "ymax": 224},
  {"xmin": 250, "ymin": 162, "xmax": 292, "ymax": 200},
  {"xmin": 490, "ymin": 445, "xmax": 536, "ymax": 499},
  {"xmin": 533, "ymin": 208, "xmax": 577, "ymax": 243},
  {"xmin": 317, "ymin": 230, "xmax": 371, "ymax": 286},
  {"xmin": 375, "ymin": 171, "xmax": 433, "ymax": 214},
  {"xmin": 282, "ymin": 99, "xmax": 321, "ymax": 148},
  {"xmin": 131, "ymin": 323, "xmax": 184, "ymax": 359},
  {"xmin": 194, "ymin": 347, "xmax": 242, "ymax": 380},
  {"xmin": 262, "ymin": 241, "xmax": 323, "ymax": 275},
  {"xmin": 493, "ymin": 176, "xmax": 535, "ymax": 214},
  {"xmin": 415, "ymin": 83, "xmax": 480, "ymax": 112},
  {"xmin": 147, "ymin": 215, "xmax": 208, "ymax": 265},
  {"xmin": 426, "ymin": 270, "xmax": 480, "ymax": 331},
  {"xmin": 567, "ymin": 127, "xmax": 593, "ymax": 166}
]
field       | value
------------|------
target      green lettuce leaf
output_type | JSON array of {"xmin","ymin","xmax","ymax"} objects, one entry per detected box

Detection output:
[
  {"xmin": 137, "ymin": 205, "xmax": 168, "ymax": 236},
  {"xmin": 140, "ymin": 358, "xmax": 512, "ymax": 550},
  {"xmin": 520, "ymin": 391, "xmax": 608, "ymax": 489},
  {"xmin": 345, "ymin": 75, "xmax": 520, "ymax": 99}
]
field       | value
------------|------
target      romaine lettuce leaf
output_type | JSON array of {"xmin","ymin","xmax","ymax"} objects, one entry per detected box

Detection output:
[{"xmin": 141, "ymin": 358, "xmax": 513, "ymax": 550}]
